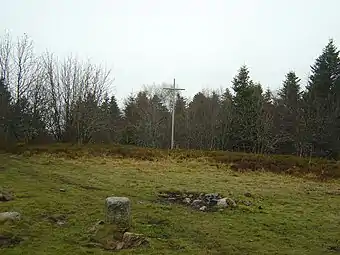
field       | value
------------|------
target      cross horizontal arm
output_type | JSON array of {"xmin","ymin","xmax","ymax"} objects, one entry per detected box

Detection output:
[{"xmin": 163, "ymin": 87, "xmax": 185, "ymax": 91}]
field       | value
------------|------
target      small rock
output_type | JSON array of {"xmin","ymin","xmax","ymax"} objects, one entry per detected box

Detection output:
[
  {"xmin": 0, "ymin": 212, "xmax": 21, "ymax": 223},
  {"xmin": 217, "ymin": 197, "xmax": 237, "ymax": 208},
  {"xmin": 217, "ymin": 198, "xmax": 229, "ymax": 208},
  {"xmin": 188, "ymin": 194, "xmax": 194, "ymax": 198},
  {"xmin": 244, "ymin": 192, "xmax": 252, "ymax": 197},
  {"xmin": 116, "ymin": 241, "xmax": 125, "ymax": 250},
  {"xmin": 168, "ymin": 197, "xmax": 176, "ymax": 202},
  {"xmin": 243, "ymin": 201, "xmax": 252, "ymax": 206},
  {"xmin": 0, "ymin": 191, "xmax": 13, "ymax": 202},
  {"xmin": 218, "ymin": 209, "xmax": 224, "ymax": 212},
  {"xmin": 183, "ymin": 198, "xmax": 191, "ymax": 204},
  {"xmin": 103, "ymin": 239, "xmax": 120, "ymax": 250},
  {"xmin": 225, "ymin": 198, "xmax": 237, "ymax": 208},
  {"xmin": 159, "ymin": 193, "xmax": 170, "ymax": 198},
  {"xmin": 199, "ymin": 206, "xmax": 207, "ymax": 211},
  {"xmin": 204, "ymin": 193, "xmax": 220, "ymax": 200},
  {"xmin": 59, "ymin": 188, "xmax": 66, "ymax": 192},
  {"xmin": 56, "ymin": 220, "xmax": 66, "ymax": 226},
  {"xmin": 204, "ymin": 193, "xmax": 221, "ymax": 206},
  {"xmin": 47, "ymin": 214, "xmax": 66, "ymax": 226},
  {"xmin": 191, "ymin": 199, "xmax": 203, "ymax": 209},
  {"xmin": 121, "ymin": 232, "xmax": 149, "ymax": 249},
  {"xmin": 0, "ymin": 234, "xmax": 23, "ymax": 247},
  {"xmin": 97, "ymin": 220, "xmax": 105, "ymax": 225}
]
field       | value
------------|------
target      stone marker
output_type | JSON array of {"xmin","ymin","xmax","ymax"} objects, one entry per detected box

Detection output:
[{"xmin": 105, "ymin": 197, "xmax": 131, "ymax": 228}]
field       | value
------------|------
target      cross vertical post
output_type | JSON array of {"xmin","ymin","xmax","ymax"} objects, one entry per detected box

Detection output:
[{"xmin": 163, "ymin": 78, "xmax": 185, "ymax": 149}]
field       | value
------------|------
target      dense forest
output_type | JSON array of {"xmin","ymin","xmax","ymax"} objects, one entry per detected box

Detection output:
[{"xmin": 0, "ymin": 32, "xmax": 340, "ymax": 159}]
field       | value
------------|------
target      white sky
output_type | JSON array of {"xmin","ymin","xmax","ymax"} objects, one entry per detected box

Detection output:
[{"xmin": 2, "ymin": 0, "xmax": 340, "ymax": 105}]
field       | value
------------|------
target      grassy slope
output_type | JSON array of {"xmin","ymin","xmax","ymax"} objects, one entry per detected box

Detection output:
[{"xmin": 1, "ymin": 153, "xmax": 340, "ymax": 255}]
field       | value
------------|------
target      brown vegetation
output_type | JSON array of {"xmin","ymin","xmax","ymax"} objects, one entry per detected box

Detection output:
[{"xmin": 2, "ymin": 143, "xmax": 339, "ymax": 180}]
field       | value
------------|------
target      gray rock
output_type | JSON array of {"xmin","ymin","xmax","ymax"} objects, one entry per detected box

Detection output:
[
  {"xmin": 204, "ymin": 193, "xmax": 221, "ymax": 206},
  {"xmin": 217, "ymin": 197, "xmax": 237, "ymax": 208},
  {"xmin": 183, "ymin": 198, "xmax": 191, "ymax": 204},
  {"xmin": 199, "ymin": 206, "xmax": 207, "ymax": 211},
  {"xmin": 0, "ymin": 192, "xmax": 13, "ymax": 202},
  {"xmin": 217, "ymin": 198, "xmax": 229, "ymax": 208},
  {"xmin": 244, "ymin": 192, "xmax": 252, "ymax": 197},
  {"xmin": 204, "ymin": 193, "xmax": 220, "ymax": 200},
  {"xmin": 46, "ymin": 214, "xmax": 67, "ymax": 226},
  {"xmin": 59, "ymin": 188, "xmax": 66, "ymax": 192},
  {"xmin": 158, "ymin": 193, "xmax": 170, "ymax": 198},
  {"xmin": 120, "ymin": 232, "xmax": 149, "ymax": 249},
  {"xmin": 191, "ymin": 199, "xmax": 203, "ymax": 209},
  {"xmin": 225, "ymin": 198, "xmax": 237, "ymax": 207},
  {"xmin": 105, "ymin": 197, "xmax": 131, "ymax": 228},
  {"xmin": 56, "ymin": 220, "xmax": 66, "ymax": 226},
  {"xmin": 0, "ymin": 234, "xmax": 23, "ymax": 247},
  {"xmin": 243, "ymin": 201, "xmax": 252, "ymax": 206},
  {"xmin": 0, "ymin": 212, "xmax": 21, "ymax": 223}
]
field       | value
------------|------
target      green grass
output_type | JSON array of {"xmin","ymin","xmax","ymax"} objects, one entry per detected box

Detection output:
[{"xmin": 1, "ymin": 152, "xmax": 340, "ymax": 254}]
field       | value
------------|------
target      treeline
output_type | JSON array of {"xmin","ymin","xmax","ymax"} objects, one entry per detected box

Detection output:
[{"xmin": 1, "ymin": 33, "xmax": 340, "ymax": 158}]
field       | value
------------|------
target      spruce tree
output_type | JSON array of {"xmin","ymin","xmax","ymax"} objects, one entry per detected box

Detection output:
[
  {"xmin": 304, "ymin": 39, "xmax": 340, "ymax": 157},
  {"xmin": 109, "ymin": 95, "xmax": 121, "ymax": 122},
  {"xmin": 231, "ymin": 65, "xmax": 262, "ymax": 152},
  {"xmin": 278, "ymin": 72, "xmax": 301, "ymax": 108},
  {"xmin": 277, "ymin": 71, "xmax": 302, "ymax": 154}
]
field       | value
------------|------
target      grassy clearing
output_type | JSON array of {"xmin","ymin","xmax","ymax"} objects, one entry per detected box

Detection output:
[{"xmin": 1, "ymin": 152, "xmax": 340, "ymax": 254}]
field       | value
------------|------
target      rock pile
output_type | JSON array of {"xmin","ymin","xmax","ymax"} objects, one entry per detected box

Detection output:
[{"xmin": 158, "ymin": 191, "xmax": 239, "ymax": 212}]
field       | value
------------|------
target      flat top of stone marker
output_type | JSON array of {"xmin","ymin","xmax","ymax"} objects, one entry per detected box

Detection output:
[{"xmin": 106, "ymin": 197, "xmax": 130, "ymax": 204}]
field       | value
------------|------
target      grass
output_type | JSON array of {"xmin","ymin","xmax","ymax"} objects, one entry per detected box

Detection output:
[{"xmin": 1, "ymin": 149, "xmax": 340, "ymax": 254}]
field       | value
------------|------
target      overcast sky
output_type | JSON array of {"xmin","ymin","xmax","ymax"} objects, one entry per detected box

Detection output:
[{"xmin": 2, "ymin": 0, "xmax": 340, "ymax": 104}]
